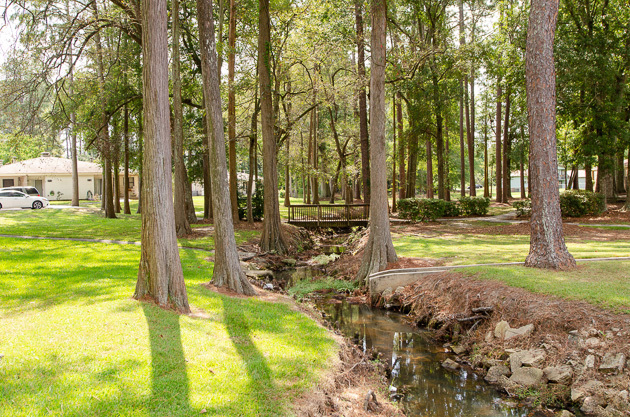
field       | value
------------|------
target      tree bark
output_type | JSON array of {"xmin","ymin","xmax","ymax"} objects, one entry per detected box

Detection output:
[
  {"xmin": 459, "ymin": 81, "xmax": 466, "ymax": 197},
  {"xmin": 201, "ymin": 99, "xmax": 213, "ymax": 220},
  {"xmin": 124, "ymin": 104, "xmax": 131, "ymax": 214},
  {"xmin": 136, "ymin": 108, "xmax": 143, "ymax": 214},
  {"xmin": 465, "ymin": 77, "xmax": 475, "ymax": 196},
  {"xmin": 134, "ymin": 0, "xmax": 190, "ymax": 312},
  {"xmin": 392, "ymin": 94, "xmax": 397, "ymax": 212},
  {"xmin": 197, "ymin": 0, "xmax": 256, "ymax": 294},
  {"xmin": 227, "ymin": 0, "xmax": 239, "ymax": 221},
  {"xmin": 426, "ymin": 139, "xmax": 434, "ymax": 198},
  {"xmin": 69, "ymin": 37, "xmax": 79, "ymax": 207},
  {"xmin": 495, "ymin": 82, "xmax": 503, "ymax": 202},
  {"xmin": 172, "ymin": 0, "xmax": 192, "ymax": 237},
  {"xmin": 357, "ymin": 0, "xmax": 397, "ymax": 284},
  {"xmin": 396, "ymin": 92, "xmax": 405, "ymax": 200},
  {"xmin": 355, "ymin": 0, "xmax": 370, "ymax": 205},
  {"xmin": 524, "ymin": 0, "xmax": 575, "ymax": 270},
  {"xmin": 502, "ymin": 87, "xmax": 511, "ymax": 202},
  {"xmin": 247, "ymin": 87, "xmax": 259, "ymax": 223},
  {"xmin": 258, "ymin": 0, "xmax": 288, "ymax": 254}
]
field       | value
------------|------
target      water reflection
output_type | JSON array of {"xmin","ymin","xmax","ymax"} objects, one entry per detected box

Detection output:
[{"xmin": 318, "ymin": 301, "xmax": 529, "ymax": 417}]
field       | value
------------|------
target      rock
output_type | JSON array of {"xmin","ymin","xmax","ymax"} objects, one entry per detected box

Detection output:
[
  {"xmin": 481, "ymin": 357, "xmax": 504, "ymax": 369},
  {"xmin": 485, "ymin": 331, "xmax": 494, "ymax": 343},
  {"xmin": 585, "ymin": 337, "xmax": 602, "ymax": 348},
  {"xmin": 608, "ymin": 390, "xmax": 630, "ymax": 413},
  {"xmin": 245, "ymin": 270, "xmax": 274, "ymax": 279},
  {"xmin": 238, "ymin": 251, "xmax": 257, "ymax": 260},
  {"xmin": 485, "ymin": 365, "xmax": 511, "ymax": 384},
  {"xmin": 281, "ymin": 258, "xmax": 297, "ymax": 266},
  {"xmin": 262, "ymin": 283, "xmax": 274, "ymax": 291},
  {"xmin": 543, "ymin": 365, "xmax": 573, "ymax": 385},
  {"xmin": 509, "ymin": 367, "xmax": 546, "ymax": 388},
  {"xmin": 510, "ymin": 349, "xmax": 546, "ymax": 372},
  {"xmin": 394, "ymin": 286, "xmax": 405, "ymax": 295},
  {"xmin": 382, "ymin": 288, "xmax": 393, "ymax": 299},
  {"xmin": 505, "ymin": 324, "xmax": 534, "ymax": 340},
  {"xmin": 495, "ymin": 321, "xmax": 511, "ymax": 339},
  {"xmin": 442, "ymin": 358, "xmax": 461, "ymax": 372},
  {"xmin": 585, "ymin": 355, "xmax": 596, "ymax": 369},
  {"xmin": 572, "ymin": 380, "xmax": 605, "ymax": 403},
  {"xmin": 580, "ymin": 396, "xmax": 605, "ymax": 416},
  {"xmin": 598, "ymin": 353, "xmax": 626, "ymax": 374},
  {"xmin": 556, "ymin": 410, "xmax": 575, "ymax": 417},
  {"xmin": 451, "ymin": 345, "xmax": 467, "ymax": 355}
]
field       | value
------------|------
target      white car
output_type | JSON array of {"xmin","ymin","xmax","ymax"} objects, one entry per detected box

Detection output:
[{"xmin": 0, "ymin": 190, "xmax": 49, "ymax": 209}]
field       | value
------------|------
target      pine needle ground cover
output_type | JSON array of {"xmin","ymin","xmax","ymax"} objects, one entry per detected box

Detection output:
[{"xmin": 0, "ymin": 238, "xmax": 336, "ymax": 417}]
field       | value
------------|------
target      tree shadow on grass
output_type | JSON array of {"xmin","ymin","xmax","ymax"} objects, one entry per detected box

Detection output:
[
  {"xmin": 219, "ymin": 296, "xmax": 284, "ymax": 416},
  {"xmin": 141, "ymin": 303, "xmax": 193, "ymax": 417}
]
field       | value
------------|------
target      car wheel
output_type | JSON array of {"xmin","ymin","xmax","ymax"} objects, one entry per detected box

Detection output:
[{"xmin": 32, "ymin": 201, "xmax": 43, "ymax": 209}]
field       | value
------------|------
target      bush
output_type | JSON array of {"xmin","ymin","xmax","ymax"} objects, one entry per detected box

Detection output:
[
  {"xmin": 559, "ymin": 190, "xmax": 605, "ymax": 217},
  {"xmin": 512, "ymin": 199, "xmax": 531, "ymax": 217},
  {"xmin": 458, "ymin": 196, "xmax": 491, "ymax": 216},
  {"xmin": 237, "ymin": 180, "xmax": 264, "ymax": 221},
  {"xmin": 398, "ymin": 198, "xmax": 461, "ymax": 222},
  {"xmin": 512, "ymin": 191, "xmax": 605, "ymax": 218}
]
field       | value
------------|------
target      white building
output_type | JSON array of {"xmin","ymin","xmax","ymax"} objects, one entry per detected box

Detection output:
[{"xmin": 0, "ymin": 153, "xmax": 139, "ymax": 200}]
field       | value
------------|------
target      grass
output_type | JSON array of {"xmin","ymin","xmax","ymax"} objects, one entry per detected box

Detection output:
[
  {"xmin": 0, "ymin": 208, "xmax": 258, "ymax": 251},
  {"xmin": 392, "ymin": 233, "xmax": 630, "ymax": 265},
  {"xmin": 0, "ymin": 237, "xmax": 337, "ymax": 416},
  {"xmin": 288, "ymin": 278, "xmax": 358, "ymax": 301},
  {"xmin": 459, "ymin": 261, "xmax": 630, "ymax": 313}
]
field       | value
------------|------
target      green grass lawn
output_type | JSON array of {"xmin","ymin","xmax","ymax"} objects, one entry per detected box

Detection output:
[
  {"xmin": 392, "ymin": 233, "xmax": 630, "ymax": 265},
  {"xmin": 0, "ymin": 209, "xmax": 258, "ymax": 251},
  {"xmin": 0, "ymin": 237, "xmax": 337, "ymax": 416},
  {"xmin": 459, "ymin": 261, "xmax": 630, "ymax": 313}
]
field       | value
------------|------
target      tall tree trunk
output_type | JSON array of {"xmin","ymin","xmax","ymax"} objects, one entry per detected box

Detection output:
[
  {"xmin": 495, "ymin": 82, "xmax": 503, "ymax": 202},
  {"xmin": 355, "ymin": 0, "xmax": 370, "ymax": 205},
  {"xmin": 445, "ymin": 117, "xmax": 451, "ymax": 201},
  {"xmin": 426, "ymin": 139, "xmax": 434, "ymax": 198},
  {"xmin": 136, "ymin": 108, "xmax": 143, "ymax": 214},
  {"xmin": 520, "ymin": 127, "xmax": 526, "ymax": 199},
  {"xmin": 459, "ymin": 81, "xmax": 466, "ymax": 197},
  {"xmin": 284, "ymin": 80, "xmax": 292, "ymax": 207},
  {"xmin": 258, "ymin": 0, "xmax": 287, "ymax": 254},
  {"xmin": 312, "ymin": 69, "xmax": 320, "ymax": 205},
  {"xmin": 172, "ymin": 0, "xmax": 192, "ymax": 237},
  {"xmin": 465, "ymin": 77, "xmax": 475, "ymax": 196},
  {"xmin": 69, "ymin": 37, "xmax": 79, "ymax": 207},
  {"xmin": 134, "ymin": 0, "xmax": 190, "ymax": 312},
  {"xmin": 616, "ymin": 149, "xmax": 626, "ymax": 194},
  {"xmin": 524, "ymin": 0, "xmax": 575, "ymax": 270},
  {"xmin": 201, "ymin": 100, "xmax": 213, "ymax": 220},
  {"xmin": 502, "ymin": 87, "xmax": 511, "ymax": 202},
  {"xmin": 357, "ymin": 0, "xmax": 397, "ymax": 284},
  {"xmin": 585, "ymin": 159, "xmax": 593, "ymax": 191},
  {"xmin": 197, "ymin": 0, "xmax": 256, "ymax": 294},
  {"xmin": 392, "ymin": 94, "xmax": 397, "ymax": 212},
  {"xmin": 406, "ymin": 107, "xmax": 418, "ymax": 198},
  {"xmin": 114, "ymin": 135, "xmax": 121, "ymax": 213},
  {"xmin": 123, "ymin": 104, "xmax": 131, "ymax": 214},
  {"xmin": 484, "ymin": 109, "xmax": 490, "ymax": 197},
  {"xmin": 247, "ymin": 88, "xmax": 259, "ymax": 223},
  {"xmin": 431, "ymin": 68, "xmax": 445, "ymax": 200},
  {"xmin": 397, "ymin": 92, "xmax": 405, "ymax": 200},
  {"xmin": 92, "ymin": 1, "xmax": 116, "ymax": 219},
  {"xmin": 227, "ymin": 0, "xmax": 239, "ymax": 221}
]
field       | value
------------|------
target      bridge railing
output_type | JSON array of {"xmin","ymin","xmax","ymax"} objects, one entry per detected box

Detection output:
[{"xmin": 288, "ymin": 204, "xmax": 369, "ymax": 227}]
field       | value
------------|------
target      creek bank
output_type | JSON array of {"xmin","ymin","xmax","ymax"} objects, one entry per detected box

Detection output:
[{"xmin": 376, "ymin": 271, "xmax": 630, "ymax": 417}]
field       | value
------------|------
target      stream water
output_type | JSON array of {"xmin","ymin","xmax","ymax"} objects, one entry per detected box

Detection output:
[{"xmin": 316, "ymin": 300, "xmax": 533, "ymax": 417}]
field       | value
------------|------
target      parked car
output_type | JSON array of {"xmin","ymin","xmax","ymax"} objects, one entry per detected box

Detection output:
[
  {"xmin": 0, "ymin": 186, "xmax": 42, "ymax": 196},
  {"xmin": 0, "ymin": 190, "xmax": 49, "ymax": 209}
]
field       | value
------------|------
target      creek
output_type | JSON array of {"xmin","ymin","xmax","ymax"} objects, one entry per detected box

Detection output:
[{"xmin": 315, "ymin": 299, "xmax": 533, "ymax": 417}]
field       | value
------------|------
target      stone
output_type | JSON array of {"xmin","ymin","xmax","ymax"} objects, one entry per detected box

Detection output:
[
  {"xmin": 505, "ymin": 324, "xmax": 535, "ymax": 340},
  {"xmin": 394, "ymin": 286, "xmax": 405, "ymax": 295},
  {"xmin": 510, "ymin": 349, "xmax": 546, "ymax": 372},
  {"xmin": 262, "ymin": 283, "xmax": 274, "ymax": 291},
  {"xmin": 599, "ymin": 353, "xmax": 626, "ymax": 374},
  {"xmin": 585, "ymin": 337, "xmax": 602, "ymax": 348},
  {"xmin": 281, "ymin": 258, "xmax": 297, "ymax": 266},
  {"xmin": 556, "ymin": 411, "xmax": 575, "ymax": 417},
  {"xmin": 585, "ymin": 355, "xmax": 596, "ymax": 369},
  {"xmin": 543, "ymin": 365, "xmax": 573, "ymax": 385},
  {"xmin": 572, "ymin": 380, "xmax": 605, "ymax": 403},
  {"xmin": 509, "ymin": 367, "xmax": 546, "ymax": 387},
  {"xmin": 495, "ymin": 321, "xmax": 511, "ymax": 339},
  {"xmin": 451, "ymin": 345, "xmax": 467, "ymax": 355},
  {"xmin": 580, "ymin": 396, "xmax": 605, "ymax": 415},
  {"xmin": 382, "ymin": 288, "xmax": 393, "ymax": 299},
  {"xmin": 441, "ymin": 358, "xmax": 461, "ymax": 372},
  {"xmin": 608, "ymin": 391, "xmax": 630, "ymax": 413},
  {"xmin": 481, "ymin": 357, "xmax": 504, "ymax": 369},
  {"xmin": 245, "ymin": 270, "xmax": 274, "ymax": 279},
  {"xmin": 485, "ymin": 365, "xmax": 511, "ymax": 384},
  {"xmin": 485, "ymin": 331, "xmax": 494, "ymax": 343}
]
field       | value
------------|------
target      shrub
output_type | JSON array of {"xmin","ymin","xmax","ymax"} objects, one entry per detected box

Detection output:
[
  {"xmin": 512, "ymin": 191, "xmax": 605, "ymax": 218},
  {"xmin": 237, "ymin": 180, "xmax": 264, "ymax": 221},
  {"xmin": 459, "ymin": 196, "xmax": 491, "ymax": 216},
  {"xmin": 398, "ymin": 198, "xmax": 461, "ymax": 222},
  {"xmin": 559, "ymin": 190, "xmax": 605, "ymax": 217},
  {"xmin": 512, "ymin": 199, "xmax": 531, "ymax": 217}
]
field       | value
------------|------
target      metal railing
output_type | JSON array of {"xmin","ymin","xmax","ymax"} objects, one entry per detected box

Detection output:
[{"xmin": 288, "ymin": 204, "xmax": 369, "ymax": 227}]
